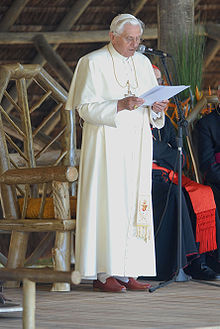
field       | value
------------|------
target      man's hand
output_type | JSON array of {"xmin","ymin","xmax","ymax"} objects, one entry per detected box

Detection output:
[
  {"xmin": 152, "ymin": 100, "xmax": 169, "ymax": 113},
  {"xmin": 117, "ymin": 96, "xmax": 145, "ymax": 112}
]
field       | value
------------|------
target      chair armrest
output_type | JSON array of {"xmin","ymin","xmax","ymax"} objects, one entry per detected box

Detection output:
[
  {"xmin": 0, "ymin": 219, "xmax": 76, "ymax": 232},
  {"xmin": 0, "ymin": 166, "xmax": 78, "ymax": 185}
]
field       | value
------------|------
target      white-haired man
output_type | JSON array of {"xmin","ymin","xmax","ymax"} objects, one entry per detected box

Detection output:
[{"xmin": 66, "ymin": 14, "xmax": 168, "ymax": 292}]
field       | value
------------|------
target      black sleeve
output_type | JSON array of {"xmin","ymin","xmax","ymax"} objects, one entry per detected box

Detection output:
[
  {"xmin": 153, "ymin": 139, "xmax": 178, "ymax": 170},
  {"xmin": 153, "ymin": 117, "xmax": 179, "ymax": 170},
  {"xmin": 194, "ymin": 116, "xmax": 220, "ymax": 184}
]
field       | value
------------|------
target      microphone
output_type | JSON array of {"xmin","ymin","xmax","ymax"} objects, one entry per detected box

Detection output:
[{"xmin": 137, "ymin": 45, "xmax": 171, "ymax": 57}]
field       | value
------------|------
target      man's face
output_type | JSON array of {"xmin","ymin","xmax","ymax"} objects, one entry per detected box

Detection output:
[
  {"xmin": 153, "ymin": 68, "xmax": 161, "ymax": 80},
  {"xmin": 109, "ymin": 23, "xmax": 142, "ymax": 57},
  {"xmin": 153, "ymin": 67, "xmax": 164, "ymax": 85}
]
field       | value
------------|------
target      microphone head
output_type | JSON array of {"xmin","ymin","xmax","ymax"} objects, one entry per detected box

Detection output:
[{"xmin": 137, "ymin": 44, "xmax": 146, "ymax": 53}]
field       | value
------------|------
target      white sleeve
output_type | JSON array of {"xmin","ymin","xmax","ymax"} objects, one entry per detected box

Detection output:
[
  {"xmin": 148, "ymin": 108, "xmax": 165, "ymax": 129},
  {"xmin": 77, "ymin": 100, "xmax": 118, "ymax": 127}
]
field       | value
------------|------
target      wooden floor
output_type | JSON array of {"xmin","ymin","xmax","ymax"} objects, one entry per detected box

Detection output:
[{"xmin": 1, "ymin": 279, "xmax": 220, "ymax": 329}]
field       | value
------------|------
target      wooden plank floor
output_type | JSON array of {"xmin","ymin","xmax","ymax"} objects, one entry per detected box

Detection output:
[{"xmin": 1, "ymin": 279, "xmax": 220, "ymax": 329}]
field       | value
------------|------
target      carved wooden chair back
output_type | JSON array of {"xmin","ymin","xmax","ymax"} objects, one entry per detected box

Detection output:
[{"xmin": 0, "ymin": 63, "xmax": 77, "ymax": 291}]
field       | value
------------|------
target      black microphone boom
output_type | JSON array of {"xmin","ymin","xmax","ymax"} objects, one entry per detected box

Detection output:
[{"xmin": 137, "ymin": 45, "xmax": 171, "ymax": 57}]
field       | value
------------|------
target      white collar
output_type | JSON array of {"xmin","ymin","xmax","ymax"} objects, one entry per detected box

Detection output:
[{"xmin": 108, "ymin": 43, "xmax": 131, "ymax": 63}]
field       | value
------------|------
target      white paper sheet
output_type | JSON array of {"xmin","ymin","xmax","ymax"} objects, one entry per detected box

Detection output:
[{"xmin": 139, "ymin": 85, "xmax": 190, "ymax": 106}]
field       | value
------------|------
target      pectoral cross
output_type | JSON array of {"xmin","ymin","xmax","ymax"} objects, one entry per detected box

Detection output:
[{"xmin": 124, "ymin": 80, "xmax": 135, "ymax": 97}]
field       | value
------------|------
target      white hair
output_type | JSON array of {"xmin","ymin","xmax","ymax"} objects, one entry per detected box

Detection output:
[{"xmin": 110, "ymin": 14, "xmax": 145, "ymax": 35}]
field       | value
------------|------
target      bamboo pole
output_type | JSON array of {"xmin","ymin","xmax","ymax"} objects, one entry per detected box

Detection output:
[{"xmin": 186, "ymin": 135, "xmax": 200, "ymax": 183}]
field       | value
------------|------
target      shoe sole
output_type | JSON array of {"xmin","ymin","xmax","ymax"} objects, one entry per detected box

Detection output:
[{"xmin": 93, "ymin": 287, "xmax": 127, "ymax": 293}]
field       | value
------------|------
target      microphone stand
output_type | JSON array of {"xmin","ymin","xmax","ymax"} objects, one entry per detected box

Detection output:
[{"xmin": 149, "ymin": 54, "xmax": 191, "ymax": 293}]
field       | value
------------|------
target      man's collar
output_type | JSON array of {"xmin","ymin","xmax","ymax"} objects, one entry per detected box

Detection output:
[{"xmin": 108, "ymin": 43, "xmax": 131, "ymax": 62}]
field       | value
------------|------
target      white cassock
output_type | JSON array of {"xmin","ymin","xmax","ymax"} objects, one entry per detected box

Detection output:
[{"xmin": 66, "ymin": 42, "xmax": 165, "ymax": 279}]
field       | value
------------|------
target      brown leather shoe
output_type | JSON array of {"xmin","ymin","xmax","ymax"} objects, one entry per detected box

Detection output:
[
  {"xmin": 116, "ymin": 277, "xmax": 151, "ymax": 290},
  {"xmin": 93, "ymin": 277, "xmax": 127, "ymax": 292}
]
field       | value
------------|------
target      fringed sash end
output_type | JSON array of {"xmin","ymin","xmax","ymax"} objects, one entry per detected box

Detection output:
[
  {"xmin": 196, "ymin": 208, "xmax": 217, "ymax": 254},
  {"xmin": 136, "ymin": 225, "xmax": 150, "ymax": 242}
]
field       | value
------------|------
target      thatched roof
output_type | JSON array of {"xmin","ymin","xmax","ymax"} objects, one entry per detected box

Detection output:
[{"xmin": 0, "ymin": 0, "xmax": 219, "ymax": 94}]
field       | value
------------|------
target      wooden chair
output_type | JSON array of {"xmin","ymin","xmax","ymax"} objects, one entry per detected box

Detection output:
[{"xmin": 0, "ymin": 63, "xmax": 78, "ymax": 292}]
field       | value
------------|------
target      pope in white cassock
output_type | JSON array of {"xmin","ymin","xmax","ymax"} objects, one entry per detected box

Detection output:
[{"xmin": 65, "ymin": 14, "xmax": 168, "ymax": 292}]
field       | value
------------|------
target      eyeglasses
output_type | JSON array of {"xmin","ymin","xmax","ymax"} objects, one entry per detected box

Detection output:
[{"xmin": 115, "ymin": 32, "xmax": 143, "ymax": 44}]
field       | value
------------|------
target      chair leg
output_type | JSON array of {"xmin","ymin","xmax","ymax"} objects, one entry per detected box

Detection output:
[
  {"xmin": 51, "ymin": 231, "xmax": 71, "ymax": 292},
  {"xmin": 23, "ymin": 278, "xmax": 36, "ymax": 329},
  {"xmin": 5, "ymin": 231, "xmax": 29, "ymax": 288}
]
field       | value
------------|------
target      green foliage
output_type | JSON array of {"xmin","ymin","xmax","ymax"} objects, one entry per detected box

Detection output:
[{"xmin": 170, "ymin": 27, "xmax": 206, "ymax": 104}]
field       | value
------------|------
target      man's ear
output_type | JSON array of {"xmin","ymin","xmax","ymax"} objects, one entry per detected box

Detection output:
[{"xmin": 109, "ymin": 31, "xmax": 115, "ymax": 43}]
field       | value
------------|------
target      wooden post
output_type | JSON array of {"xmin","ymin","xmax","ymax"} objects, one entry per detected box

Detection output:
[
  {"xmin": 23, "ymin": 278, "xmax": 36, "ymax": 329},
  {"xmin": 158, "ymin": 0, "xmax": 195, "ymax": 52}
]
